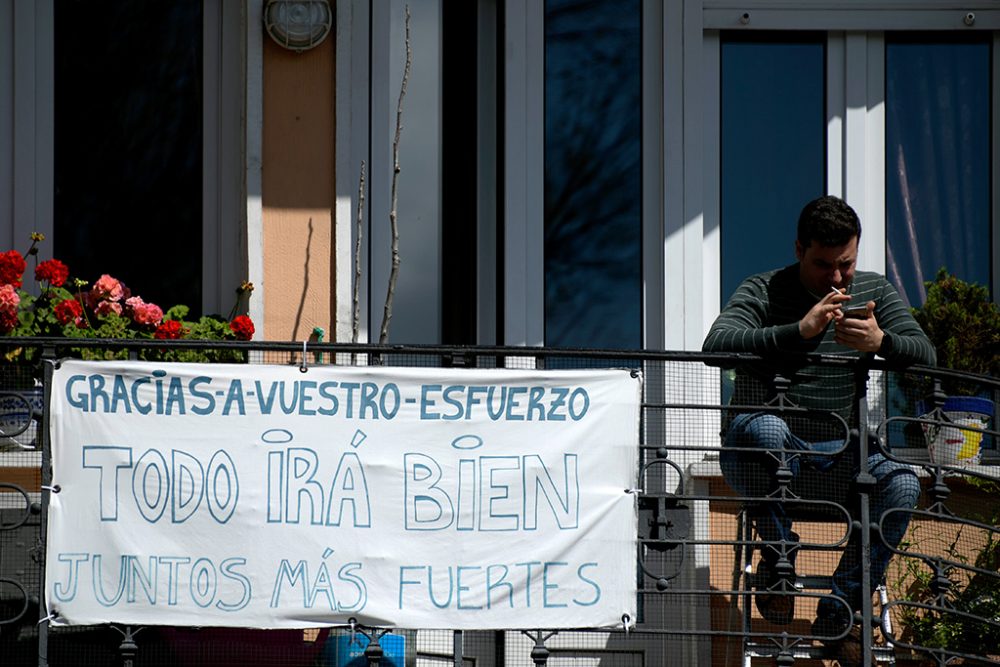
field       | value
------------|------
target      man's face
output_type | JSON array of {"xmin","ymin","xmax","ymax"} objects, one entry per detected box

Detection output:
[{"xmin": 795, "ymin": 236, "xmax": 859, "ymax": 296}]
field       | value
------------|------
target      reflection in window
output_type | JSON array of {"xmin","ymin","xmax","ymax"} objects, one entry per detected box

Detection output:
[
  {"xmin": 720, "ymin": 34, "xmax": 825, "ymax": 303},
  {"xmin": 886, "ymin": 35, "xmax": 992, "ymax": 306},
  {"xmin": 54, "ymin": 1, "xmax": 203, "ymax": 313},
  {"xmin": 377, "ymin": 0, "xmax": 443, "ymax": 344},
  {"xmin": 544, "ymin": 0, "xmax": 641, "ymax": 349}
]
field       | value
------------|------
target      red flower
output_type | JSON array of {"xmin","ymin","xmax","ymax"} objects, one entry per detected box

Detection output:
[
  {"xmin": 154, "ymin": 320, "xmax": 185, "ymax": 340},
  {"xmin": 0, "ymin": 250, "xmax": 27, "ymax": 287},
  {"xmin": 0, "ymin": 309, "xmax": 17, "ymax": 334},
  {"xmin": 229, "ymin": 315, "xmax": 255, "ymax": 340},
  {"xmin": 35, "ymin": 259, "xmax": 70, "ymax": 287},
  {"xmin": 53, "ymin": 298, "xmax": 84, "ymax": 326}
]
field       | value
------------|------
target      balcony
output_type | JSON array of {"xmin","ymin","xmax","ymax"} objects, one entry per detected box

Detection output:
[{"xmin": 0, "ymin": 339, "xmax": 997, "ymax": 666}]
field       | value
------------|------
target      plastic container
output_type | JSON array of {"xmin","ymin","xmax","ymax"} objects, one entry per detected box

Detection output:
[{"xmin": 921, "ymin": 396, "xmax": 994, "ymax": 467}]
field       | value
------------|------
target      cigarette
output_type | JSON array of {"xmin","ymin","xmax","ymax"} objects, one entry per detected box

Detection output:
[{"xmin": 830, "ymin": 286, "xmax": 842, "ymax": 296}]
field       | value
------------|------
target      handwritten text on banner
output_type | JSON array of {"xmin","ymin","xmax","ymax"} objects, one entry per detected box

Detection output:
[{"xmin": 46, "ymin": 360, "xmax": 640, "ymax": 629}]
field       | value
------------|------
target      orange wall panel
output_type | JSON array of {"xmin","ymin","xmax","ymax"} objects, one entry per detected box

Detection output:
[{"xmin": 261, "ymin": 37, "xmax": 336, "ymax": 342}]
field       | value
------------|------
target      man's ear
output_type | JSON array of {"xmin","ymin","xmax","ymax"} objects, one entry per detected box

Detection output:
[{"xmin": 794, "ymin": 240, "xmax": 804, "ymax": 261}]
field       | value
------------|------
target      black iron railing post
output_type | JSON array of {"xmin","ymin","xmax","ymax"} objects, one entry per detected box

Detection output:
[
  {"xmin": 348, "ymin": 618, "xmax": 389, "ymax": 667},
  {"xmin": 453, "ymin": 629, "xmax": 463, "ymax": 667},
  {"xmin": 37, "ymin": 354, "xmax": 56, "ymax": 667},
  {"xmin": 115, "ymin": 626, "xmax": 140, "ymax": 667},
  {"xmin": 364, "ymin": 636, "xmax": 383, "ymax": 667},
  {"xmin": 522, "ymin": 630, "xmax": 556, "ymax": 666},
  {"xmin": 854, "ymin": 362, "xmax": 875, "ymax": 665},
  {"xmin": 529, "ymin": 631, "xmax": 549, "ymax": 666}
]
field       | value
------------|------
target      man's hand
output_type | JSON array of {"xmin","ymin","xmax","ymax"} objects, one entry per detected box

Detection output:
[
  {"xmin": 833, "ymin": 300, "xmax": 884, "ymax": 352},
  {"xmin": 799, "ymin": 289, "xmax": 850, "ymax": 339}
]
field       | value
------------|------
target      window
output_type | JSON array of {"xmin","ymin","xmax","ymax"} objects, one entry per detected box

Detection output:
[
  {"xmin": 708, "ymin": 12, "xmax": 999, "ymax": 319},
  {"xmin": 356, "ymin": 0, "xmax": 646, "ymax": 349},
  {"xmin": 719, "ymin": 33, "xmax": 826, "ymax": 303},
  {"xmin": 885, "ymin": 34, "xmax": 992, "ymax": 305},
  {"xmin": 544, "ymin": 0, "xmax": 643, "ymax": 349},
  {"xmin": 347, "ymin": 3, "xmax": 998, "ymax": 353},
  {"xmin": 54, "ymin": 1, "xmax": 204, "ymax": 312},
  {"xmin": 1, "ymin": 0, "xmax": 245, "ymax": 319}
]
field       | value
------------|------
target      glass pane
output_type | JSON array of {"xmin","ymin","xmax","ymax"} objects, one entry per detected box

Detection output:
[
  {"xmin": 885, "ymin": 35, "xmax": 992, "ymax": 306},
  {"xmin": 54, "ymin": 0, "xmax": 203, "ymax": 314},
  {"xmin": 374, "ymin": 0, "xmax": 443, "ymax": 344},
  {"xmin": 720, "ymin": 34, "xmax": 825, "ymax": 303},
  {"xmin": 544, "ymin": 0, "xmax": 642, "ymax": 349}
]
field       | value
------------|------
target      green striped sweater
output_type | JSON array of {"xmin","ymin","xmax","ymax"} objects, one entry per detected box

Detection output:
[{"xmin": 703, "ymin": 265, "xmax": 936, "ymax": 441}]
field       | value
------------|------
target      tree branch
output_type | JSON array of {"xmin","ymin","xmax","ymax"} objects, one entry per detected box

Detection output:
[
  {"xmin": 353, "ymin": 160, "xmax": 366, "ymax": 345},
  {"xmin": 379, "ymin": 4, "xmax": 411, "ymax": 345}
]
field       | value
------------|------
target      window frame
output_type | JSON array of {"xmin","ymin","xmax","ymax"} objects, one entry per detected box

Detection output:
[
  {"xmin": 336, "ymin": 1, "xmax": 999, "ymax": 349},
  {"xmin": 0, "ymin": 0, "xmax": 249, "ymax": 320},
  {"xmin": 701, "ymin": 2, "xmax": 1000, "ymax": 337},
  {"xmin": 339, "ymin": 0, "xmax": 666, "ymax": 347},
  {"xmin": 510, "ymin": 0, "xmax": 666, "ymax": 349}
]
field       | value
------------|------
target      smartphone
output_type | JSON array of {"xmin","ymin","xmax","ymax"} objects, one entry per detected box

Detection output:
[{"xmin": 842, "ymin": 306, "xmax": 869, "ymax": 319}]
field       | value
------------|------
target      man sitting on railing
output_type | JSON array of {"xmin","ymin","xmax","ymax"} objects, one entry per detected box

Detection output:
[{"xmin": 702, "ymin": 195, "xmax": 936, "ymax": 664}]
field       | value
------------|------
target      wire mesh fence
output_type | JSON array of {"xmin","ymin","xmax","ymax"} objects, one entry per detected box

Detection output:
[{"xmin": 0, "ymin": 340, "xmax": 996, "ymax": 666}]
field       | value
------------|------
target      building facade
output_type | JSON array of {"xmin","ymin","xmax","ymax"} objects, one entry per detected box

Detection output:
[
  {"xmin": 1, "ymin": 4, "xmax": 998, "ymax": 666},
  {"xmin": 2, "ymin": 0, "xmax": 996, "ymax": 347}
]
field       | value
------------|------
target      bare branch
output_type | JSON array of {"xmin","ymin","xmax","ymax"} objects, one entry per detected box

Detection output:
[
  {"xmin": 353, "ymin": 160, "xmax": 366, "ymax": 345},
  {"xmin": 379, "ymin": 4, "xmax": 411, "ymax": 345}
]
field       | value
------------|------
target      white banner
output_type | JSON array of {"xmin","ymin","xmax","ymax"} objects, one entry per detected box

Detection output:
[{"xmin": 45, "ymin": 360, "xmax": 640, "ymax": 629}]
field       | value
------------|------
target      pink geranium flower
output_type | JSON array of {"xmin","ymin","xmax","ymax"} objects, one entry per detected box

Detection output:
[
  {"xmin": 94, "ymin": 300, "xmax": 123, "ymax": 317},
  {"xmin": 0, "ymin": 283, "xmax": 20, "ymax": 333},
  {"xmin": 90, "ymin": 274, "xmax": 126, "ymax": 302},
  {"xmin": 126, "ymin": 296, "xmax": 163, "ymax": 327},
  {"xmin": 0, "ymin": 283, "xmax": 20, "ymax": 310}
]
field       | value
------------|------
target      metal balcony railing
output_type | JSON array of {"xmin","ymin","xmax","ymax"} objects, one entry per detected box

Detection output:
[{"xmin": 0, "ymin": 339, "xmax": 997, "ymax": 666}]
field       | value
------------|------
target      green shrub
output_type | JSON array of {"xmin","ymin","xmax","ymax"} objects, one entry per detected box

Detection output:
[{"xmin": 911, "ymin": 268, "xmax": 1000, "ymax": 379}]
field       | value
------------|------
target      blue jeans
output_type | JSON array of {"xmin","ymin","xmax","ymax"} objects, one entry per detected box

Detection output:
[{"xmin": 720, "ymin": 412, "xmax": 920, "ymax": 623}]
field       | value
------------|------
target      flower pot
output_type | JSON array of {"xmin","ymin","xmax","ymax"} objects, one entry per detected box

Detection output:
[{"xmin": 920, "ymin": 396, "xmax": 994, "ymax": 467}]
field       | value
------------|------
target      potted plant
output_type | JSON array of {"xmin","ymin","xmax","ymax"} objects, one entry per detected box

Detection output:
[
  {"xmin": 0, "ymin": 233, "xmax": 257, "ymax": 450},
  {"xmin": 908, "ymin": 268, "xmax": 999, "ymax": 466},
  {"xmin": 0, "ymin": 233, "xmax": 255, "ymax": 354}
]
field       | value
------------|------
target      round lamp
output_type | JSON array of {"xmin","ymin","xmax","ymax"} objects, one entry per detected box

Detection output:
[{"xmin": 263, "ymin": 0, "xmax": 333, "ymax": 52}]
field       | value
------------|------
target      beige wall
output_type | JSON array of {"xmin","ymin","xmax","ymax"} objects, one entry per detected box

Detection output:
[{"xmin": 261, "ymin": 37, "xmax": 336, "ymax": 342}]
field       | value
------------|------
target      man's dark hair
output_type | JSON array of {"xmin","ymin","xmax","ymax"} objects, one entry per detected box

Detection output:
[{"xmin": 796, "ymin": 195, "xmax": 861, "ymax": 248}]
